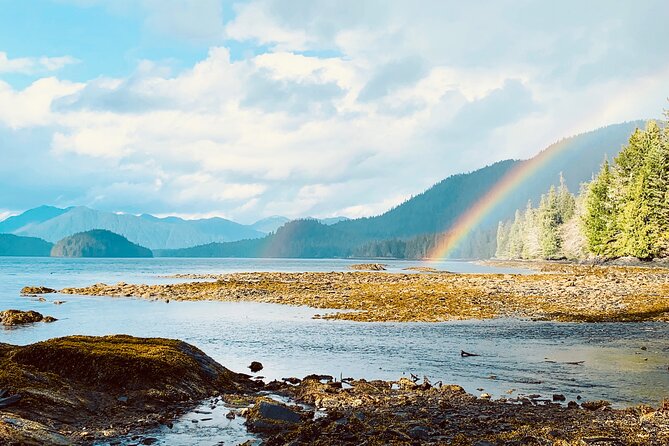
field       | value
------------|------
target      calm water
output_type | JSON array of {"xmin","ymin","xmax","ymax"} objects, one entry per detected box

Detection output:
[{"xmin": 1, "ymin": 257, "xmax": 668, "ymax": 444}]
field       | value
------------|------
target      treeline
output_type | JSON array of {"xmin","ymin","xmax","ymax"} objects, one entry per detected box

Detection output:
[
  {"xmin": 495, "ymin": 174, "xmax": 584, "ymax": 260},
  {"xmin": 353, "ymin": 229, "xmax": 496, "ymax": 259},
  {"xmin": 496, "ymin": 119, "xmax": 669, "ymax": 260}
]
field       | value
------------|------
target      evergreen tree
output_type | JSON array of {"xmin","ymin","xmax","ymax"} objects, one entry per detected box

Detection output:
[
  {"xmin": 617, "ymin": 121, "xmax": 666, "ymax": 258},
  {"xmin": 507, "ymin": 209, "xmax": 525, "ymax": 258},
  {"xmin": 538, "ymin": 186, "xmax": 561, "ymax": 258},
  {"xmin": 495, "ymin": 221, "xmax": 511, "ymax": 258},
  {"xmin": 583, "ymin": 160, "xmax": 617, "ymax": 256},
  {"xmin": 557, "ymin": 172, "xmax": 576, "ymax": 222},
  {"xmin": 522, "ymin": 200, "xmax": 540, "ymax": 259}
]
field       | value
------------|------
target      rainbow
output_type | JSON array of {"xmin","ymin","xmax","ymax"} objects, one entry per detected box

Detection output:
[{"xmin": 427, "ymin": 139, "xmax": 574, "ymax": 260}]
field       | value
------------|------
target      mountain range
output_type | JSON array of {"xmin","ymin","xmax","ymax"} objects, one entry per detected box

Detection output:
[
  {"xmin": 0, "ymin": 206, "xmax": 350, "ymax": 250},
  {"xmin": 158, "ymin": 121, "xmax": 645, "ymax": 259}
]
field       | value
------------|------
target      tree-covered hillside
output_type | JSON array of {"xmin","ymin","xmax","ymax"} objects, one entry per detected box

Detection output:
[
  {"xmin": 51, "ymin": 230, "xmax": 153, "ymax": 258},
  {"xmin": 0, "ymin": 234, "xmax": 53, "ymax": 256},
  {"xmin": 497, "ymin": 118, "xmax": 669, "ymax": 261},
  {"xmin": 160, "ymin": 122, "xmax": 642, "ymax": 259}
]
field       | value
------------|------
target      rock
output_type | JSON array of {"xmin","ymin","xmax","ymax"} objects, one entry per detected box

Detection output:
[
  {"xmin": 0, "ymin": 335, "xmax": 258, "ymax": 444},
  {"xmin": 349, "ymin": 263, "xmax": 387, "ymax": 271},
  {"xmin": 461, "ymin": 350, "xmax": 480, "ymax": 357},
  {"xmin": 1, "ymin": 309, "xmax": 55, "ymax": 326},
  {"xmin": 552, "ymin": 394, "xmax": 566, "ymax": 402},
  {"xmin": 408, "ymin": 425, "xmax": 430, "ymax": 440},
  {"xmin": 0, "ymin": 393, "xmax": 21, "ymax": 408},
  {"xmin": 141, "ymin": 438, "xmax": 158, "ymax": 445},
  {"xmin": 20, "ymin": 286, "xmax": 57, "ymax": 295},
  {"xmin": 248, "ymin": 361, "xmax": 263, "ymax": 373},
  {"xmin": 246, "ymin": 400, "xmax": 302, "ymax": 433},
  {"xmin": 226, "ymin": 411, "xmax": 236, "ymax": 420},
  {"xmin": 581, "ymin": 400, "xmax": 611, "ymax": 411},
  {"xmin": 480, "ymin": 393, "xmax": 492, "ymax": 399},
  {"xmin": 473, "ymin": 441, "xmax": 495, "ymax": 446},
  {"xmin": 567, "ymin": 401, "xmax": 579, "ymax": 409}
]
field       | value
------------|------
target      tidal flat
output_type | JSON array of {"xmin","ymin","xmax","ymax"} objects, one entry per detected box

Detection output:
[{"xmin": 58, "ymin": 263, "xmax": 669, "ymax": 322}]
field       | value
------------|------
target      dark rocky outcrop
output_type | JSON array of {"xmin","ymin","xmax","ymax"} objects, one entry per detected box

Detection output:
[
  {"xmin": 0, "ymin": 335, "xmax": 257, "ymax": 445},
  {"xmin": 20, "ymin": 286, "xmax": 57, "ymax": 295},
  {"xmin": 0, "ymin": 310, "xmax": 56, "ymax": 326},
  {"xmin": 50, "ymin": 229, "xmax": 153, "ymax": 258},
  {"xmin": 245, "ymin": 399, "xmax": 304, "ymax": 433}
]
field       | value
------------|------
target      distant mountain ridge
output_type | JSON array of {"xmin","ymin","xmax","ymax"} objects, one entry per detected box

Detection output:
[
  {"xmin": 0, "ymin": 234, "xmax": 53, "ymax": 256},
  {"xmin": 0, "ymin": 205, "xmax": 355, "ymax": 251},
  {"xmin": 0, "ymin": 206, "xmax": 266, "ymax": 250},
  {"xmin": 159, "ymin": 121, "xmax": 645, "ymax": 259}
]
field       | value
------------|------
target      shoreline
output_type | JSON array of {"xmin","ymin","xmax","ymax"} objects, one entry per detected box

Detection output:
[
  {"xmin": 51, "ymin": 263, "xmax": 669, "ymax": 323},
  {"xmin": 1, "ymin": 335, "xmax": 667, "ymax": 445}
]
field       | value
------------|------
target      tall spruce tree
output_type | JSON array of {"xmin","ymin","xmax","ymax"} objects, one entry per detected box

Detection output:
[
  {"xmin": 539, "ymin": 186, "xmax": 561, "ymax": 258},
  {"xmin": 583, "ymin": 160, "xmax": 617, "ymax": 256},
  {"xmin": 507, "ymin": 209, "xmax": 525, "ymax": 258},
  {"xmin": 617, "ymin": 121, "xmax": 665, "ymax": 258}
]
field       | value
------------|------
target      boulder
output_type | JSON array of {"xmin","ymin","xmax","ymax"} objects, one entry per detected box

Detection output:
[
  {"xmin": 246, "ymin": 400, "xmax": 302, "ymax": 433},
  {"xmin": 248, "ymin": 361, "xmax": 263, "ymax": 373},
  {"xmin": 0, "ymin": 310, "xmax": 56, "ymax": 326}
]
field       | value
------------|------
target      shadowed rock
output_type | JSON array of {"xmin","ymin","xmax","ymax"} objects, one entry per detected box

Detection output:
[{"xmin": 0, "ymin": 335, "xmax": 258, "ymax": 445}]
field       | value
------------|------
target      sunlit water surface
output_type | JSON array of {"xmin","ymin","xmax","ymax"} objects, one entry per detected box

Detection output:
[{"xmin": 1, "ymin": 257, "xmax": 667, "ymax": 445}]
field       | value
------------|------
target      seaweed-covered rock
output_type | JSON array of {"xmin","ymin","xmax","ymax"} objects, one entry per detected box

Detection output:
[
  {"xmin": 349, "ymin": 263, "xmax": 387, "ymax": 271},
  {"xmin": 0, "ymin": 310, "xmax": 56, "ymax": 326},
  {"xmin": 0, "ymin": 335, "xmax": 257, "ymax": 445},
  {"xmin": 20, "ymin": 286, "xmax": 57, "ymax": 295}
]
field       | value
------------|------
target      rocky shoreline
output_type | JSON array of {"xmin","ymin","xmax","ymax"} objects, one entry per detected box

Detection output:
[
  {"xmin": 50, "ymin": 262, "xmax": 669, "ymax": 322},
  {"xmin": 258, "ymin": 375, "xmax": 669, "ymax": 445},
  {"xmin": 1, "ymin": 336, "xmax": 667, "ymax": 445}
]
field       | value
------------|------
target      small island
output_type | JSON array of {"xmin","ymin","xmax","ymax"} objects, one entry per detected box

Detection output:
[{"xmin": 50, "ymin": 230, "xmax": 153, "ymax": 258}]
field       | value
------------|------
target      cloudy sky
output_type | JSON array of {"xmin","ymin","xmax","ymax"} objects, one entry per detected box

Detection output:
[{"xmin": 0, "ymin": 1, "xmax": 667, "ymax": 223}]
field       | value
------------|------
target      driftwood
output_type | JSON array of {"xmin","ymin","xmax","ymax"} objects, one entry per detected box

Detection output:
[{"xmin": 460, "ymin": 350, "xmax": 480, "ymax": 357}]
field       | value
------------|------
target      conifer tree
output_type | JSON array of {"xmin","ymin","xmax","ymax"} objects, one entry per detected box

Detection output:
[
  {"xmin": 522, "ymin": 200, "xmax": 540, "ymax": 259},
  {"xmin": 539, "ymin": 186, "xmax": 561, "ymax": 258},
  {"xmin": 583, "ymin": 160, "xmax": 617, "ymax": 256},
  {"xmin": 507, "ymin": 209, "xmax": 525, "ymax": 258},
  {"xmin": 557, "ymin": 172, "xmax": 576, "ymax": 223},
  {"xmin": 495, "ymin": 220, "xmax": 511, "ymax": 258},
  {"xmin": 617, "ymin": 121, "xmax": 665, "ymax": 258}
]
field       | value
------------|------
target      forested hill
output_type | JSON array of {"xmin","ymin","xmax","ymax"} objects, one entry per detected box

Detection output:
[
  {"xmin": 160, "ymin": 121, "xmax": 644, "ymax": 259},
  {"xmin": 51, "ymin": 230, "xmax": 153, "ymax": 258},
  {"xmin": 0, "ymin": 234, "xmax": 53, "ymax": 256}
]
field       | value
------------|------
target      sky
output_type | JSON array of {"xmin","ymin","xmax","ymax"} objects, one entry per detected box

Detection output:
[{"xmin": 0, "ymin": 0, "xmax": 667, "ymax": 223}]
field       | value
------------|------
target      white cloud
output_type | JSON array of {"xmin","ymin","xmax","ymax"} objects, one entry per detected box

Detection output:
[
  {"xmin": 0, "ymin": 52, "xmax": 78, "ymax": 75},
  {"xmin": 1, "ymin": 0, "xmax": 668, "ymax": 220}
]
